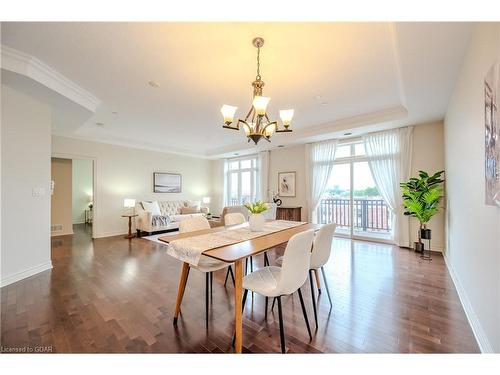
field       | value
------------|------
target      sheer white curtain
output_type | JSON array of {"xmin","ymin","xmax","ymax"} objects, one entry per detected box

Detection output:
[
  {"xmin": 363, "ymin": 127, "xmax": 413, "ymax": 247},
  {"xmin": 257, "ymin": 150, "xmax": 270, "ymax": 201},
  {"xmin": 305, "ymin": 139, "xmax": 338, "ymax": 223}
]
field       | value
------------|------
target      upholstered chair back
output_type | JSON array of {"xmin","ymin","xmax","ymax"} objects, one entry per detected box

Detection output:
[
  {"xmin": 224, "ymin": 212, "xmax": 246, "ymax": 226},
  {"xmin": 310, "ymin": 223, "xmax": 336, "ymax": 269},
  {"xmin": 276, "ymin": 230, "xmax": 314, "ymax": 295},
  {"xmin": 220, "ymin": 205, "xmax": 249, "ymax": 225},
  {"xmin": 179, "ymin": 216, "xmax": 210, "ymax": 233}
]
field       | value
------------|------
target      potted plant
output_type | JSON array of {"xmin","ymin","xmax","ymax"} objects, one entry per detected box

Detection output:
[
  {"xmin": 400, "ymin": 170, "xmax": 445, "ymax": 253},
  {"xmin": 244, "ymin": 201, "xmax": 269, "ymax": 232}
]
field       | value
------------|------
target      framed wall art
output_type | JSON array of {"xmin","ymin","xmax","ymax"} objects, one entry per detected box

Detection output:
[{"xmin": 153, "ymin": 172, "xmax": 182, "ymax": 193}]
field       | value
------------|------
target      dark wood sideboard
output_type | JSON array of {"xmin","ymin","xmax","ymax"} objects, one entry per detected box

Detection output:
[{"xmin": 276, "ymin": 206, "xmax": 302, "ymax": 221}]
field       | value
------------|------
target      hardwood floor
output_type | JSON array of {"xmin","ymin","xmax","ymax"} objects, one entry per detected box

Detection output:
[{"xmin": 0, "ymin": 224, "xmax": 479, "ymax": 353}]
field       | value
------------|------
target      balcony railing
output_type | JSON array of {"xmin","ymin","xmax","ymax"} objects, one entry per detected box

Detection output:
[{"xmin": 317, "ymin": 198, "xmax": 392, "ymax": 232}]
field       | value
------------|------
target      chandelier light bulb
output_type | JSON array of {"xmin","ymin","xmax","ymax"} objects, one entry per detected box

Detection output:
[
  {"xmin": 221, "ymin": 105, "xmax": 237, "ymax": 124},
  {"xmin": 279, "ymin": 109, "xmax": 294, "ymax": 127},
  {"xmin": 252, "ymin": 96, "xmax": 271, "ymax": 116}
]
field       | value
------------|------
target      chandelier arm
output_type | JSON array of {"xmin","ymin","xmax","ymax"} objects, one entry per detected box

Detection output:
[
  {"xmin": 238, "ymin": 119, "xmax": 252, "ymax": 134},
  {"xmin": 244, "ymin": 106, "xmax": 254, "ymax": 122},
  {"xmin": 262, "ymin": 121, "xmax": 277, "ymax": 132}
]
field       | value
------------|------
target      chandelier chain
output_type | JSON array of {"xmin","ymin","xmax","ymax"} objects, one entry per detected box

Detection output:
[{"xmin": 256, "ymin": 46, "xmax": 261, "ymax": 80}]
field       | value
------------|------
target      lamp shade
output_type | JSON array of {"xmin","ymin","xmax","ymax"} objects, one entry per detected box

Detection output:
[
  {"xmin": 123, "ymin": 198, "xmax": 136, "ymax": 208},
  {"xmin": 252, "ymin": 96, "xmax": 271, "ymax": 116},
  {"xmin": 279, "ymin": 109, "xmax": 294, "ymax": 127},
  {"xmin": 221, "ymin": 105, "xmax": 237, "ymax": 124},
  {"xmin": 264, "ymin": 122, "xmax": 276, "ymax": 138},
  {"xmin": 202, "ymin": 197, "xmax": 211, "ymax": 204}
]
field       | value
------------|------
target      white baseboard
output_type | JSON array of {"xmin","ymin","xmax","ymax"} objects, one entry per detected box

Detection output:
[
  {"xmin": 93, "ymin": 230, "xmax": 128, "ymax": 238},
  {"xmin": 0, "ymin": 261, "xmax": 53, "ymax": 288},
  {"xmin": 443, "ymin": 254, "xmax": 494, "ymax": 353}
]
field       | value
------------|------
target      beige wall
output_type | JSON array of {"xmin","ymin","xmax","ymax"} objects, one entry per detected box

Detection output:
[
  {"xmin": 51, "ymin": 158, "xmax": 73, "ymax": 236},
  {"xmin": 1, "ymin": 85, "xmax": 52, "ymax": 287},
  {"xmin": 410, "ymin": 121, "xmax": 445, "ymax": 251},
  {"xmin": 52, "ymin": 136, "xmax": 212, "ymax": 238},
  {"xmin": 444, "ymin": 23, "xmax": 500, "ymax": 353},
  {"xmin": 268, "ymin": 145, "xmax": 308, "ymax": 220}
]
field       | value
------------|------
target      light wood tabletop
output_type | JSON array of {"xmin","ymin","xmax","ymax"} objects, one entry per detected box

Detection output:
[{"xmin": 159, "ymin": 221, "xmax": 321, "ymax": 353}]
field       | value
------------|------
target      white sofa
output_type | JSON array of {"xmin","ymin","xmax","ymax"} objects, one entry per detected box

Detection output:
[{"xmin": 136, "ymin": 200, "xmax": 208, "ymax": 237}]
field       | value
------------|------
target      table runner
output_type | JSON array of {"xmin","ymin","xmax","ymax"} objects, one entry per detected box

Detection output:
[{"xmin": 166, "ymin": 220, "xmax": 306, "ymax": 266}]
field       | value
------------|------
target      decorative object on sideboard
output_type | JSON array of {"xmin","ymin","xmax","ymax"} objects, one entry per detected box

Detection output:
[
  {"xmin": 278, "ymin": 171, "xmax": 296, "ymax": 197},
  {"xmin": 244, "ymin": 201, "xmax": 269, "ymax": 232},
  {"xmin": 220, "ymin": 37, "xmax": 294, "ymax": 145},
  {"xmin": 268, "ymin": 189, "xmax": 282, "ymax": 206},
  {"xmin": 484, "ymin": 59, "xmax": 500, "ymax": 206},
  {"xmin": 400, "ymin": 170, "xmax": 445, "ymax": 259},
  {"xmin": 153, "ymin": 172, "xmax": 181, "ymax": 193}
]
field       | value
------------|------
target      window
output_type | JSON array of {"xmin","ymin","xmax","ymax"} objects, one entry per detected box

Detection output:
[
  {"xmin": 226, "ymin": 156, "xmax": 258, "ymax": 205},
  {"xmin": 318, "ymin": 140, "xmax": 392, "ymax": 239}
]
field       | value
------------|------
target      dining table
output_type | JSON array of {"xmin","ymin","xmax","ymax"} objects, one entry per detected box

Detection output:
[{"xmin": 159, "ymin": 221, "xmax": 320, "ymax": 353}]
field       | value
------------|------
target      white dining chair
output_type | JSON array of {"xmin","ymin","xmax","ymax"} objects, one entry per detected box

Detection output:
[
  {"xmin": 238, "ymin": 230, "xmax": 315, "ymax": 353},
  {"xmin": 273, "ymin": 223, "xmax": 336, "ymax": 329},
  {"xmin": 224, "ymin": 212, "xmax": 246, "ymax": 226},
  {"xmin": 222, "ymin": 212, "xmax": 259, "ymax": 284},
  {"xmin": 176, "ymin": 216, "xmax": 234, "ymax": 327}
]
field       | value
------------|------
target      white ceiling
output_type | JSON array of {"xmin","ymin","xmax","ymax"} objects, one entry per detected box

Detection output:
[{"xmin": 1, "ymin": 22, "xmax": 473, "ymax": 158}]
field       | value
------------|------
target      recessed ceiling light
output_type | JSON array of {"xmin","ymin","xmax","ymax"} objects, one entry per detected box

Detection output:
[
  {"xmin": 95, "ymin": 122, "xmax": 105, "ymax": 127},
  {"xmin": 277, "ymin": 145, "xmax": 285, "ymax": 148},
  {"xmin": 314, "ymin": 95, "xmax": 322, "ymax": 100},
  {"xmin": 344, "ymin": 132, "xmax": 352, "ymax": 136},
  {"xmin": 112, "ymin": 111, "xmax": 118, "ymax": 115},
  {"xmin": 320, "ymin": 102, "xmax": 328, "ymax": 106},
  {"xmin": 148, "ymin": 81, "xmax": 160, "ymax": 88}
]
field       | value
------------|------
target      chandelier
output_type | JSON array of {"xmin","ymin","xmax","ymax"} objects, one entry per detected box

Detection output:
[{"xmin": 220, "ymin": 37, "xmax": 294, "ymax": 145}]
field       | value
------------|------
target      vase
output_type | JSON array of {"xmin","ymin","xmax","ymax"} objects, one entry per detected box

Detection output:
[{"xmin": 249, "ymin": 213, "xmax": 265, "ymax": 232}]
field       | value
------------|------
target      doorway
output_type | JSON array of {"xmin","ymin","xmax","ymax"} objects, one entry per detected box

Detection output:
[
  {"xmin": 317, "ymin": 141, "xmax": 392, "ymax": 241},
  {"xmin": 51, "ymin": 157, "xmax": 94, "ymax": 239}
]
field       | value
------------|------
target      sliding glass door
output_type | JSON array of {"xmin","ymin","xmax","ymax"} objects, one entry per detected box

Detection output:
[{"xmin": 318, "ymin": 141, "xmax": 392, "ymax": 241}]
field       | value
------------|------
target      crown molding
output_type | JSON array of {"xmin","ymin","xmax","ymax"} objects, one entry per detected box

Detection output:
[{"xmin": 1, "ymin": 44, "xmax": 101, "ymax": 112}]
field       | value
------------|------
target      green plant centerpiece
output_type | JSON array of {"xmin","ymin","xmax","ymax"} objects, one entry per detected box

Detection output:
[
  {"xmin": 400, "ymin": 170, "xmax": 445, "ymax": 252},
  {"xmin": 244, "ymin": 201, "xmax": 269, "ymax": 232}
]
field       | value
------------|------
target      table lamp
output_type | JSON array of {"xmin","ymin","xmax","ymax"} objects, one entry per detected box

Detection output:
[
  {"xmin": 124, "ymin": 198, "xmax": 136, "ymax": 214},
  {"xmin": 202, "ymin": 197, "xmax": 210, "ymax": 213}
]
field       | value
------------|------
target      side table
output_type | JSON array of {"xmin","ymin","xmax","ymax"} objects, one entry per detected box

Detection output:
[{"xmin": 122, "ymin": 214, "xmax": 138, "ymax": 239}]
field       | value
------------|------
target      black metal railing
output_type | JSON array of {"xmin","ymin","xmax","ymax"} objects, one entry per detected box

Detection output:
[{"xmin": 317, "ymin": 198, "xmax": 392, "ymax": 232}]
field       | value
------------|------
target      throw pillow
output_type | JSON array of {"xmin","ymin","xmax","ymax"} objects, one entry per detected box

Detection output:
[
  {"xmin": 180, "ymin": 206, "xmax": 200, "ymax": 215},
  {"xmin": 142, "ymin": 201, "xmax": 162, "ymax": 216}
]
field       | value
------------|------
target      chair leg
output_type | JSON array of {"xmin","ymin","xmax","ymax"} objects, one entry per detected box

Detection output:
[
  {"xmin": 309, "ymin": 270, "xmax": 318, "ymax": 330},
  {"xmin": 229, "ymin": 266, "xmax": 235, "ymax": 286},
  {"xmin": 297, "ymin": 288, "xmax": 312, "ymax": 340},
  {"xmin": 205, "ymin": 273, "xmax": 209, "ymax": 328},
  {"xmin": 250, "ymin": 256, "xmax": 253, "ymax": 273},
  {"xmin": 271, "ymin": 297, "xmax": 276, "ymax": 312},
  {"xmin": 224, "ymin": 267, "xmax": 230, "ymax": 286},
  {"xmin": 264, "ymin": 252, "xmax": 269, "ymax": 266},
  {"xmin": 232, "ymin": 289, "xmax": 249, "ymax": 347},
  {"xmin": 265, "ymin": 297, "xmax": 268, "ymax": 320},
  {"xmin": 314, "ymin": 269, "xmax": 322, "ymax": 294},
  {"xmin": 245, "ymin": 258, "xmax": 248, "ymax": 275},
  {"xmin": 210, "ymin": 272, "xmax": 213, "ymax": 297},
  {"xmin": 321, "ymin": 266, "xmax": 333, "ymax": 307},
  {"xmin": 276, "ymin": 296, "xmax": 286, "ymax": 354}
]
